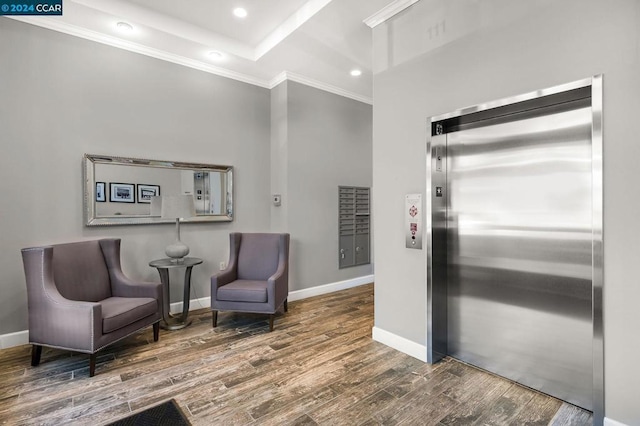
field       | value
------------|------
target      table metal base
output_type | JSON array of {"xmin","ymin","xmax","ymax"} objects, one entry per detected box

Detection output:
[
  {"xmin": 160, "ymin": 317, "xmax": 193, "ymax": 331},
  {"xmin": 149, "ymin": 257, "xmax": 203, "ymax": 332}
]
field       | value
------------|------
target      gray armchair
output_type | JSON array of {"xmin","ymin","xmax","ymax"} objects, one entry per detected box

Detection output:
[
  {"xmin": 21, "ymin": 238, "xmax": 162, "ymax": 376},
  {"xmin": 211, "ymin": 233, "xmax": 290, "ymax": 331}
]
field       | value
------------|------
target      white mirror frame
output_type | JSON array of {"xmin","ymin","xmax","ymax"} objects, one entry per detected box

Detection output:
[{"xmin": 83, "ymin": 154, "xmax": 233, "ymax": 226}]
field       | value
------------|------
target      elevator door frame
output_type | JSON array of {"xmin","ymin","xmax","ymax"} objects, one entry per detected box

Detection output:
[{"xmin": 426, "ymin": 75, "xmax": 603, "ymax": 424}]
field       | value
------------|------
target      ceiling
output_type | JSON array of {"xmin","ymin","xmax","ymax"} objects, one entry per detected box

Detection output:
[{"xmin": 9, "ymin": 0, "xmax": 410, "ymax": 103}]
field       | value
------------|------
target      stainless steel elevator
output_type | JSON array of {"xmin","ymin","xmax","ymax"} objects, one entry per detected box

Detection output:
[{"xmin": 427, "ymin": 77, "xmax": 603, "ymax": 423}]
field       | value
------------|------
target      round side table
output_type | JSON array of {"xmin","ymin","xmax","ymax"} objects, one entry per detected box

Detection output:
[{"xmin": 149, "ymin": 257, "xmax": 203, "ymax": 330}]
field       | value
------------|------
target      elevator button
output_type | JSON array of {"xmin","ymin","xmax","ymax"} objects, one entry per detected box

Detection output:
[{"xmin": 435, "ymin": 146, "xmax": 443, "ymax": 172}]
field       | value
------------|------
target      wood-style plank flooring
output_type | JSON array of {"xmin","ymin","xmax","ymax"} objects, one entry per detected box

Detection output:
[{"xmin": 0, "ymin": 284, "xmax": 592, "ymax": 425}]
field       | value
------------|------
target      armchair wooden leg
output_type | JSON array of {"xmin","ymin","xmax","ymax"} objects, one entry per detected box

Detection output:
[
  {"xmin": 284, "ymin": 299, "xmax": 288, "ymax": 312},
  {"xmin": 31, "ymin": 345, "xmax": 42, "ymax": 367},
  {"xmin": 153, "ymin": 322, "xmax": 160, "ymax": 342},
  {"xmin": 89, "ymin": 353, "xmax": 96, "ymax": 377},
  {"xmin": 212, "ymin": 311, "xmax": 218, "ymax": 328},
  {"xmin": 269, "ymin": 314, "xmax": 274, "ymax": 332}
]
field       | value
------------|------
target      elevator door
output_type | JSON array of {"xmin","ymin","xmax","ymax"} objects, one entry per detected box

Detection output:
[{"xmin": 446, "ymin": 106, "xmax": 593, "ymax": 410}]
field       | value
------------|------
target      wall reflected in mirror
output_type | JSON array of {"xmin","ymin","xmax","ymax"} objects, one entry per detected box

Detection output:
[{"xmin": 84, "ymin": 154, "xmax": 233, "ymax": 226}]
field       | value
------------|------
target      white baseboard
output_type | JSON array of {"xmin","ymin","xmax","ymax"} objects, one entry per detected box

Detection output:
[
  {"xmin": 372, "ymin": 326, "xmax": 427, "ymax": 362},
  {"xmin": 605, "ymin": 418, "xmax": 629, "ymax": 426},
  {"xmin": 169, "ymin": 274, "xmax": 374, "ymax": 311},
  {"xmin": 169, "ymin": 296, "xmax": 211, "ymax": 314},
  {"xmin": 0, "ymin": 330, "xmax": 29, "ymax": 349},
  {"xmin": 288, "ymin": 274, "xmax": 374, "ymax": 302},
  {"xmin": 0, "ymin": 275, "xmax": 374, "ymax": 349}
]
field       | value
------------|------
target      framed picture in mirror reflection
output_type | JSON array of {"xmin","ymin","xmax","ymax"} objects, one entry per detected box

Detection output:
[
  {"xmin": 137, "ymin": 184, "xmax": 160, "ymax": 204},
  {"xmin": 109, "ymin": 183, "xmax": 135, "ymax": 203},
  {"xmin": 95, "ymin": 182, "xmax": 106, "ymax": 202}
]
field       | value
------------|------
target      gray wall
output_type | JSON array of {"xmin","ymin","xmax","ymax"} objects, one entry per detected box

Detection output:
[
  {"xmin": 371, "ymin": 0, "xmax": 640, "ymax": 423},
  {"xmin": 0, "ymin": 17, "xmax": 272, "ymax": 334},
  {"xmin": 272, "ymin": 81, "xmax": 373, "ymax": 290}
]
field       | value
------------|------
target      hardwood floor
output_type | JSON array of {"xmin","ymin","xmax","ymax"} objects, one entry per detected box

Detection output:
[{"xmin": 0, "ymin": 284, "xmax": 592, "ymax": 425}]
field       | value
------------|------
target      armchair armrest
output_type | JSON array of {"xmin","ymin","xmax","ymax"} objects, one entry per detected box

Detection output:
[
  {"xmin": 267, "ymin": 251, "xmax": 289, "ymax": 308},
  {"xmin": 99, "ymin": 239, "xmax": 162, "ymax": 301},
  {"xmin": 211, "ymin": 265, "xmax": 237, "ymax": 301},
  {"xmin": 212, "ymin": 267, "xmax": 237, "ymax": 288},
  {"xmin": 111, "ymin": 273, "xmax": 163, "ymax": 300},
  {"xmin": 267, "ymin": 261, "xmax": 287, "ymax": 286}
]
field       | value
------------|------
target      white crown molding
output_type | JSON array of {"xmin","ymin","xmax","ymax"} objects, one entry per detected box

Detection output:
[
  {"xmin": 272, "ymin": 71, "xmax": 373, "ymax": 105},
  {"xmin": 8, "ymin": 16, "xmax": 271, "ymax": 88},
  {"xmin": 363, "ymin": 0, "xmax": 421, "ymax": 28},
  {"xmin": 270, "ymin": 71, "xmax": 289, "ymax": 89},
  {"xmin": 9, "ymin": 17, "xmax": 372, "ymax": 104}
]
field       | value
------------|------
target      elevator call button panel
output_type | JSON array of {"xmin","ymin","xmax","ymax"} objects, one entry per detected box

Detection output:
[
  {"xmin": 435, "ymin": 147, "xmax": 443, "ymax": 172},
  {"xmin": 405, "ymin": 194, "xmax": 422, "ymax": 249}
]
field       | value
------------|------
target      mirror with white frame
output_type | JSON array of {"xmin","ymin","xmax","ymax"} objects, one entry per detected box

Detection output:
[{"xmin": 83, "ymin": 154, "xmax": 233, "ymax": 226}]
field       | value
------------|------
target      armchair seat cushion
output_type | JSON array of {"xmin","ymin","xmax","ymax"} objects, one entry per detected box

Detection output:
[
  {"xmin": 101, "ymin": 297, "xmax": 158, "ymax": 333},
  {"xmin": 217, "ymin": 280, "xmax": 268, "ymax": 303}
]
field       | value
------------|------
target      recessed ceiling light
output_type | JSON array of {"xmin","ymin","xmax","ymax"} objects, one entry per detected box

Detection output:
[
  {"xmin": 350, "ymin": 69, "xmax": 362, "ymax": 77},
  {"xmin": 233, "ymin": 7, "xmax": 247, "ymax": 18},
  {"xmin": 208, "ymin": 51, "xmax": 224, "ymax": 60},
  {"xmin": 115, "ymin": 21, "xmax": 134, "ymax": 33}
]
